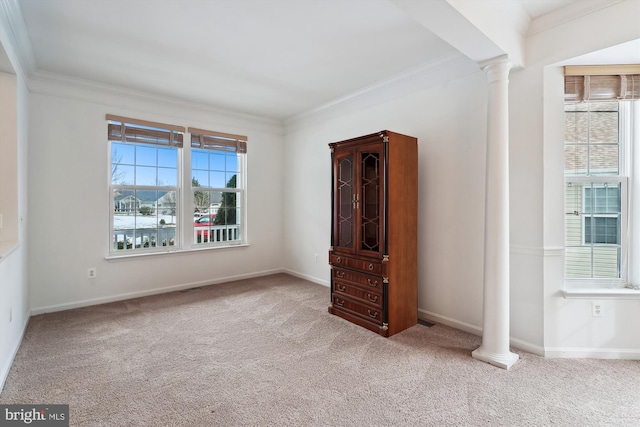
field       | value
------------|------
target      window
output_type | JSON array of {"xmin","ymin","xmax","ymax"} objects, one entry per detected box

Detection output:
[
  {"xmin": 564, "ymin": 102, "xmax": 626, "ymax": 281},
  {"xmin": 108, "ymin": 116, "xmax": 183, "ymax": 253},
  {"xmin": 108, "ymin": 115, "xmax": 247, "ymax": 255},
  {"xmin": 190, "ymin": 127, "xmax": 246, "ymax": 246}
]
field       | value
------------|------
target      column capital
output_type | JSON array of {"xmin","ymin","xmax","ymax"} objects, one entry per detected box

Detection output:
[{"xmin": 480, "ymin": 55, "xmax": 512, "ymax": 83}]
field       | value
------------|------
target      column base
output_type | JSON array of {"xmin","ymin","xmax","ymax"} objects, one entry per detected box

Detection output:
[{"xmin": 472, "ymin": 346, "xmax": 519, "ymax": 370}]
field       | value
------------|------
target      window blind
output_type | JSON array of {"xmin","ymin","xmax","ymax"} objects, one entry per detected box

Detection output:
[
  {"xmin": 564, "ymin": 65, "xmax": 640, "ymax": 102},
  {"xmin": 189, "ymin": 127, "xmax": 247, "ymax": 153},
  {"xmin": 106, "ymin": 114, "xmax": 184, "ymax": 147}
]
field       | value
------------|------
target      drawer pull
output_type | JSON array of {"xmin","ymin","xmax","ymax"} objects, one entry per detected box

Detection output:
[
  {"xmin": 367, "ymin": 309, "xmax": 379, "ymax": 319},
  {"xmin": 336, "ymin": 284, "xmax": 346, "ymax": 292},
  {"xmin": 336, "ymin": 270, "xmax": 345, "ymax": 279},
  {"xmin": 367, "ymin": 294, "xmax": 378, "ymax": 303},
  {"xmin": 368, "ymin": 263, "xmax": 374, "ymax": 271},
  {"xmin": 336, "ymin": 298, "xmax": 345, "ymax": 307},
  {"xmin": 367, "ymin": 279, "xmax": 378, "ymax": 287},
  {"xmin": 336, "ymin": 257, "xmax": 342, "ymax": 263}
]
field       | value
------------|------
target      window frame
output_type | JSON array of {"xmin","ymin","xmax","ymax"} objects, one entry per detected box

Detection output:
[
  {"xmin": 564, "ymin": 102, "xmax": 631, "ymax": 286},
  {"xmin": 107, "ymin": 116, "xmax": 248, "ymax": 257}
]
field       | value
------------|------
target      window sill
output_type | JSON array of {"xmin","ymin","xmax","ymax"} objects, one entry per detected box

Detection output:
[
  {"xmin": 105, "ymin": 243, "xmax": 250, "ymax": 261},
  {"xmin": 561, "ymin": 287, "xmax": 640, "ymax": 299}
]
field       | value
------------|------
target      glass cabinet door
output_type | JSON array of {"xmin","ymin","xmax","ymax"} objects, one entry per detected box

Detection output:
[
  {"xmin": 335, "ymin": 152, "xmax": 355, "ymax": 250},
  {"xmin": 359, "ymin": 148, "xmax": 381, "ymax": 254}
]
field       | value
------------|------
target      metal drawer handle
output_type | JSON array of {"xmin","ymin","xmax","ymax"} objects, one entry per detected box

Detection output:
[
  {"xmin": 367, "ymin": 294, "xmax": 378, "ymax": 303},
  {"xmin": 367, "ymin": 309, "xmax": 379, "ymax": 319},
  {"xmin": 336, "ymin": 270, "xmax": 345, "ymax": 279},
  {"xmin": 368, "ymin": 263, "xmax": 374, "ymax": 271},
  {"xmin": 336, "ymin": 284, "xmax": 346, "ymax": 292},
  {"xmin": 367, "ymin": 279, "xmax": 378, "ymax": 287},
  {"xmin": 336, "ymin": 257, "xmax": 342, "ymax": 263},
  {"xmin": 336, "ymin": 298, "xmax": 345, "ymax": 307}
]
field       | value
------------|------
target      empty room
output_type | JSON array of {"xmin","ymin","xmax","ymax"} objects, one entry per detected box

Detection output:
[{"xmin": 1, "ymin": 0, "xmax": 640, "ymax": 425}]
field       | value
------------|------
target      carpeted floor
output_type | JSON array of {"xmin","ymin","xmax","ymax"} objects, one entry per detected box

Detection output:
[{"xmin": 1, "ymin": 273, "xmax": 639, "ymax": 426}]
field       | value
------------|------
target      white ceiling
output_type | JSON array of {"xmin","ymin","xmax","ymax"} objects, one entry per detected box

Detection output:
[{"xmin": 13, "ymin": 0, "xmax": 622, "ymax": 120}]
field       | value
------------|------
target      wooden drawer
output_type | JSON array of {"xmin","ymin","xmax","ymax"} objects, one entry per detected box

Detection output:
[
  {"xmin": 329, "ymin": 254, "xmax": 382, "ymax": 275},
  {"xmin": 332, "ymin": 295, "xmax": 383, "ymax": 325},
  {"xmin": 332, "ymin": 267, "xmax": 383, "ymax": 291},
  {"xmin": 333, "ymin": 280, "xmax": 382, "ymax": 309}
]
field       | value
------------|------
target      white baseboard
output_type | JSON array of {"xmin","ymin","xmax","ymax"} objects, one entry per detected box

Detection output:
[
  {"xmin": 418, "ymin": 309, "xmax": 545, "ymax": 356},
  {"xmin": 0, "ymin": 312, "xmax": 30, "ymax": 394},
  {"xmin": 544, "ymin": 347, "xmax": 640, "ymax": 359},
  {"xmin": 30, "ymin": 268, "xmax": 286, "ymax": 315},
  {"xmin": 282, "ymin": 268, "xmax": 330, "ymax": 287}
]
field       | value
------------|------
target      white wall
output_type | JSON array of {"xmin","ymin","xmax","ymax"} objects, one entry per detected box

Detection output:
[
  {"xmin": 513, "ymin": 0, "xmax": 640, "ymax": 357},
  {"xmin": 27, "ymin": 81, "xmax": 285, "ymax": 313},
  {"xmin": 283, "ymin": 68, "xmax": 494, "ymax": 336},
  {"xmin": 0, "ymin": 35, "xmax": 29, "ymax": 390}
]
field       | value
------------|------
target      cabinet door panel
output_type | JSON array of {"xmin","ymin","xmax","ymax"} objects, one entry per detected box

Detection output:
[
  {"xmin": 334, "ymin": 152, "xmax": 355, "ymax": 251},
  {"xmin": 358, "ymin": 145, "xmax": 383, "ymax": 256}
]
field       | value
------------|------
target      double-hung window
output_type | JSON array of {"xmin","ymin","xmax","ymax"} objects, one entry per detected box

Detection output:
[
  {"xmin": 190, "ymin": 128, "xmax": 246, "ymax": 246},
  {"xmin": 564, "ymin": 69, "xmax": 639, "ymax": 286},
  {"xmin": 108, "ymin": 115, "xmax": 247, "ymax": 255},
  {"xmin": 109, "ymin": 116, "xmax": 183, "ymax": 253}
]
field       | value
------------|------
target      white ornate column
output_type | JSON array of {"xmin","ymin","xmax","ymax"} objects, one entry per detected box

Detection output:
[{"xmin": 472, "ymin": 55, "xmax": 519, "ymax": 370}]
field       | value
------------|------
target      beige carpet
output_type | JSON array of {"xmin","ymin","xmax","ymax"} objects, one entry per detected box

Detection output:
[{"xmin": 1, "ymin": 273, "xmax": 639, "ymax": 426}]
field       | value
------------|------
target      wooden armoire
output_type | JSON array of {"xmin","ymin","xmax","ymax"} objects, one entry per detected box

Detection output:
[{"xmin": 328, "ymin": 130, "xmax": 418, "ymax": 337}]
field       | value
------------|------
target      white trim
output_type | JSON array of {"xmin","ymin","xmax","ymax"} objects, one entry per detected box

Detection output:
[
  {"xmin": 30, "ymin": 268, "xmax": 284, "ymax": 315},
  {"xmin": 0, "ymin": 0, "xmax": 36, "ymax": 77},
  {"xmin": 418, "ymin": 309, "xmax": 544, "ymax": 356},
  {"xmin": 285, "ymin": 52, "xmax": 480, "ymax": 131},
  {"xmin": 561, "ymin": 287, "xmax": 640, "ymax": 299},
  {"xmin": 28, "ymin": 70, "xmax": 282, "ymax": 135},
  {"xmin": 527, "ymin": 0, "xmax": 624, "ymax": 36},
  {"xmin": 418, "ymin": 308, "xmax": 482, "ymax": 336},
  {"xmin": 544, "ymin": 347, "xmax": 640, "ymax": 359},
  {"xmin": 0, "ymin": 309, "xmax": 30, "ymax": 393},
  {"xmin": 282, "ymin": 268, "xmax": 330, "ymax": 287}
]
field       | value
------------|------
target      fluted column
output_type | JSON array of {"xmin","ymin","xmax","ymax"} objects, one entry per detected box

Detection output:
[{"xmin": 472, "ymin": 55, "xmax": 519, "ymax": 370}]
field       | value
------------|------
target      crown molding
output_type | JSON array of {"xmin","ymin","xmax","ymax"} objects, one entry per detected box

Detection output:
[
  {"xmin": 0, "ymin": 0, "xmax": 36, "ymax": 77},
  {"xmin": 29, "ymin": 70, "xmax": 283, "ymax": 134},
  {"xmin": 527, "ymin": 0, "xmax": 625, "ymax": 36},
  {"xmin": 284, "ymin": 51, "xmax": 480, "ymax": 131}
]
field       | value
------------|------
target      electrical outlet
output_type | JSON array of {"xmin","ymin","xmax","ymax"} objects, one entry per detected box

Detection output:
[
  {"xmin": 592, "ymin": 301, "xmax": 603, "ymax": 317},
  {"xmin": 9, "ymin": 308, "xmax": 12, "ymax": 323},
  {"xmin": 87, "ymin": 268, "xmax": 97, "ymax": 279},
  {"xmin": 315, "ymin": 253, "xmax": 319, "ymax": 263}
]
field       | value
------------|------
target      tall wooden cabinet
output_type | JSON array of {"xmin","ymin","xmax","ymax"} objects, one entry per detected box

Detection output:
[{"xmin": 328, "ymin": 130, "xmax": 418, "ymax": 337}]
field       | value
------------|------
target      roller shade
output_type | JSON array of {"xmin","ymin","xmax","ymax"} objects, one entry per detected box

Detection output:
[
  {"xmin": 189, "ymin": 127, "xmax": 247, "ymax": 153},
  {"xmin": 564, "ymin": 65, "xmax": 640, "ymax": 102},
  {"xmin": 106, "ymin": 114, "xmax": 184, "ymax": 147}
]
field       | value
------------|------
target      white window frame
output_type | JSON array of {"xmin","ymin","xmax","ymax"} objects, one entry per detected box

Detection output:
[
  {"xmin": 107, "ymin": 117, "xmax": 248, "ymax": 257},
  {"xmin": 564, "ymin": 102, "xmax": 633, "ymax": 287}
]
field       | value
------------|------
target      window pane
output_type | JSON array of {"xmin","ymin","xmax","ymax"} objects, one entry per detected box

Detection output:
[
  {"xmin": 589, "ymin": 112, "xmax": 618, "ymax": 144},
  {"xmin": 192, "ymin": 150, "xmax": 209, "ymax": 170},
  {"xmin": 589, "ymin": 145, "xmax": 618, "ymax": 175},
  {"xmin": 112, "ymin": 142, "xmax": 135, "ymax": 165},
  {"xmin": 210, "ymin": 171, "xmax": 226, "ymax": 188},
  {"xmin": 225, "ymin": 153, "xmax": 239, "ymax": 172},
  {"xmin": 113, "ymin": 189, "xmax": 177, "ymax": 251},
  {"xmin": 112, "ymin": 165, "xmax": 134, "ymax": 185},
  {"xmin": 157, "ymin": 147, "xmax": 177, "ymax": 168},
  {"xmin": 157, "ymin": 167, "xmax": 177, "ymax": 187},
  {"xmin": 136, "ymin": 145, "xmax": 157, "ymax": 167},
  {"xmin": 136, "ymin": 166, "xmax": 157, "ymax": 186},
  {"xmin": 226, "ymin": 173, "xmax": 238, "ymax": 188},
  {"xmin": 192, "ymin": 170, "xmax": 209, "ymax": 187},
  {"xmin": 210, "ymin": 153, "xmax": 226, "ymax": 171},
  {"xmin": 564, "ymin": 144, "xmax": 588, "ymax": 175},
  {"xmin": 565, "ymin": 111, "xmax": 588, "ymax": 144}
]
